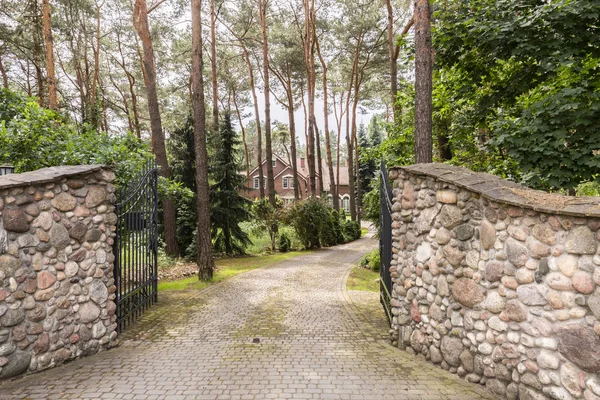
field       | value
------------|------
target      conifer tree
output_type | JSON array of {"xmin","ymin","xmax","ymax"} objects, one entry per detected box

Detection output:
[
  {"xmin": 358, "ymin": 123, "xmax": 375, "ymax": 196},
  {"xmin": 210, "ymin": 112, "xmax": 252, "ymax": 255}
]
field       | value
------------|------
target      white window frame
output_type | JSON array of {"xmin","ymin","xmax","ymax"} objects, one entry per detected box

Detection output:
[
  {"xmin": 341, "ymin": 195, "xmax": 350, "ymax": 212},
  {"xmin": 282, "ymin": 175, "xmax": 294, "ymax": 189},
  {"xmin": 253, "ymin": 175, "xmax": 267, "ymax": 189},
  {"xmin": 272, "ymin": 159, "xmax": 277, "ymax": 168}
]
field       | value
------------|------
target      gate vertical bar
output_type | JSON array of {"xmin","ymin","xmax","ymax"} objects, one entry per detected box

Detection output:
[
  {"xmin": 151, "ymin": 164, "xmax": 158, "ymax": 302},
  {"xmin": 379, "ymin": 161, "xmax": 393, "ymax": 324}
]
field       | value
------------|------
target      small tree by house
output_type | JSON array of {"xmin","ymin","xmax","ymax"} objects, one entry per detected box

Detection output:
[
  {"xmin": 210, "ymin": 112, "xmax": 252, "ymax": 255},
  {"xmin": 252, "ymin": 198, "xmax": 282, "ymax": 252}
]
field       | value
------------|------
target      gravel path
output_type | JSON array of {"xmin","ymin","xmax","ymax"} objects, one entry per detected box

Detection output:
[{"xmin": 0, "ymin": 235, "xmax": 494, "ymax": 399}]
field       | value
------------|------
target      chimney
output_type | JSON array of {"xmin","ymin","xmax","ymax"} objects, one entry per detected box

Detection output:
[{"xmin": 300, "ymin": 157, "xmax": 305, "ymax": 168}]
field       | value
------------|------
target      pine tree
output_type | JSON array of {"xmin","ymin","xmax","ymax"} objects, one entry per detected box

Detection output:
[
  {"xmin": 210, "ymin": 112, "xmax": 252, "ymax": 255},
  {"xmin": 358, "ymin": 123, "xmax": 375, "ymax": 196},
  {"xmin": 367, "ymin": 116, "xmax": 383, "ymax": 147},
  {"xmin": 167, "ymin": 116, "xmax": 197, "ymax": 257}
]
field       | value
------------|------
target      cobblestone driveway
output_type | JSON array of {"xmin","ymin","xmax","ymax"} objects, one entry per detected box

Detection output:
[{"xmin": 0, "ymin": 235, "xmax": 494, "ymax": 400}]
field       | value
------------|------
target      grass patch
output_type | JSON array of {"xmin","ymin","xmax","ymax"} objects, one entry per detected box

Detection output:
[
  {"xmin": 361, "ymin": 227, "xmax": 369, "ymax": 236},
  {"xmin": 347, "ymin": 266, "xmax": 380, "ymax": 293},
  {"xmin": 158, "ymin": 251, "xmax": 311, "ymax": 291},
  {"xmin": 239, "ymin": 222, "xmax": 303, "ymax": 255}
]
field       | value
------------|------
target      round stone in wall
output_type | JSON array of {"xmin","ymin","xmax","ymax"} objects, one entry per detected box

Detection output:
[
  {"xmin": 565, "ymin": 226, "xmax": 596, "ymax": 255},
  {"xmin": 79, "ymin": 302, "xmax": 101, "ymax": 323},
  {"xmin": 0, "ymin": 309, "xmax": 25, "ymax": 327},
  {"xmin": 505, "ymin": 238, "xmax": 529, "ymax": 267},
  {"xmin": 51, "ymin": 193, "xmax": 77, "ymax": 212},
  {"xmin": 90, "ymin": 281, "xmax": 108, "ymax": 304},
  {"xmin": 69, "ymin": 222, "xmax": 88, "ymax": 243},
  {"xmin": 85, "ymin": 186, "xmax": 106, "ymax": 208},
  {"xmin": 451, "ymin": 278, "xmax": 484, "ymax": 308},
  {"xmin": 557, "ymin": 324, "xmax": 600, "ymax": 373},
  {"xmin": 50, "ymin": 223, "xmax": 70, "ymax": 250},
  {"xmin": 441, "ymin": 336, "xmax": 463, "ymax": 366},
  {"xmin": 2, "ymin": 209, "xmax": 29, "ymax": 233},
  {"xmin": 36, "ymin": 271, "xmax": 56, "ymax": 290},
  {"xmin": 415, "ymin": 242, "xmax": 433, "ymax": 263},
  {"xmin": 0, "ymin": 351, "xmax": 31, "ymax": 379},
  {"xmin": 438, "ymin": 205, "xmax": 463, "ymax": 229}
]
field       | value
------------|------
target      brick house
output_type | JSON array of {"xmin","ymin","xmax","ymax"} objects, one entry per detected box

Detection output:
[{"xmin": 242, "ymin": 154, "xmax": 353, "ymax": 211}]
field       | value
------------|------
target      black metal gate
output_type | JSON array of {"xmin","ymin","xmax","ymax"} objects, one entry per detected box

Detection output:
[
  {"xmin": 113, "ymin": 161, "xmax": 159, "ymax": 332},
  {"xmin": 379, "ymin": 161, "xmax": 393, "ymax": 324}
]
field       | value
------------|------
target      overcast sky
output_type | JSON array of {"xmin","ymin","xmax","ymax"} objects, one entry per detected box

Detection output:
[{"xmin": 240, "ymin": 90, "xmax": 383, "ymax": 145}]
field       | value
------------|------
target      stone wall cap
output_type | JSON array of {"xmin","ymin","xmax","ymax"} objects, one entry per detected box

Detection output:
[
  {"xmin": 391, "ymin": 163, "xmax": 600, "ymax": 218},
  {"xmin": 0, "ymin": 165, "xmax": 106, "ymax": 190}
]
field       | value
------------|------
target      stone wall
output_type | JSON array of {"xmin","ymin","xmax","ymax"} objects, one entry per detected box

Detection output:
[
  {"xmin": 0, "ymin": 165, "xmax": 118, "ymax": 379},
  {"xmin": 389, "ymin": 164, "xmax": 600, "ymax": 400}
]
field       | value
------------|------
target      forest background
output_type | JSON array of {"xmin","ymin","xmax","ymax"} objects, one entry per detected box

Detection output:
[{"xmin": 0, "ymin": 0, "xmax": 598, "ymax": 274}]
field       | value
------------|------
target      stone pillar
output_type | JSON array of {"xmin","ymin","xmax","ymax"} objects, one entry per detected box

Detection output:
[{"xmin": 0, "ymin": 165, "xmax": 118, "ymax": 379}]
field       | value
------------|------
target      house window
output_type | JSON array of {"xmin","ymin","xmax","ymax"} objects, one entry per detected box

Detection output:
[
  {"xmin": 272, "ymin": 159, "xmax": 277, "ymax": 168},
  {"xmin": 342, "ymin": 196, "xmax": 350, "ymax": 212},
  {"xmin": 254, "ymin": 177, "xmax": 267, "ymax": 189},
  {"xmin": 282, "ymin": 176, "xmax": 294, "ymax": 189},
  {"xmin": 300, "ymin": 158, "xmax": 305, "ymax": 168}
]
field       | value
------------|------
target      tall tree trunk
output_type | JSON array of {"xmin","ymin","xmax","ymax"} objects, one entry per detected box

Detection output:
[
  {"xmin": 346, "ymin": 43, "xmax": 360, "ymax": 221},
  {"xmin": 82, "ymin": 16, "xmax": 92, "ymax": 119},
  {"xmin": 354, "ymin": 131, "xmax": 361, "ymax": 224},
  {"xmin": 34, "ymin": 62, "xmax": 44, "ymax": 105},
  {"xmin": 91, "ymin": 1, "xmax": 102, "ymax": 107},
  {"xmin": 133, "ymin": 0, "xmax": 179, "ymax": 257},
  {"xmin": 315, "ymin": 127, "xmax": 324, "ymax": 195},
  {"xmin": 260, "ymin": 0, "xmax": 276, "ymax": 206},
  {"xmin": 191, "ymin": 0, "xmax": 215, "ymax": 280},
  {"xmin": 302, "ymin": 0, "xmax": 317, "ymax": 196},
  {"xmin": 32, "ymin": 0, "xmax": 45, "ymax": 106},
  {"xmin": 316, "ymin": 39, "xmax": 337, "ymax": 209},
  {"xmin": 115, "ymin": 34, "xmax": 141, "ymax": 137},
  {"xmin": 285, "ymin": 76, "xmax": 301, "ymax": 200},
  {"xmin": 414, "ymin": 0, "xmax": 433, "ymax": 163},
  {"xmin": 108, "ymin": 72, "xmax": 134, "ymax": 132},
  {"xmin": 41, "ymin": 0, "xmax": 57, "ymax": 109},
  {"xmin": 351, "ymin": 86, "xmax": 361, "ymax": 223},
  {"xmin": 332, "ymin": 90, "xmax": 345, "ymax": 208},
  {"xmin": 237, "ymin": 48, "xmax": 264, "ymax": 198},
  {"xmin": 24, "ymin": 60, "xmax": 32, "ymax": 96},
  {"xmin": 0, "ymin": 54, "xmax": 8, "ymax": 88},
  {"xmin": 300, "ymin": 86, "xmax": 308, "ymax": 145},
  {"xmin": 232, "ymin": 86, "xmax": 250, "ymax": 179},
  {"xmin": 438, "ymin": 131, "xmax": 452, "ymax": 161},
  {"xmin": 386, "ymin": 0, "xmax": 396, "ymax": 120},
  {"xmin": 210, "ymin": 0, "xmax": 219, "ymax": 133}
]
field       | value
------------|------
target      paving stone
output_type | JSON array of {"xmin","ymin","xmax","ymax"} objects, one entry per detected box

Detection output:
[{"xmin": 0, "ymin": 234, "xmax": 493, "ymax": 400}]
